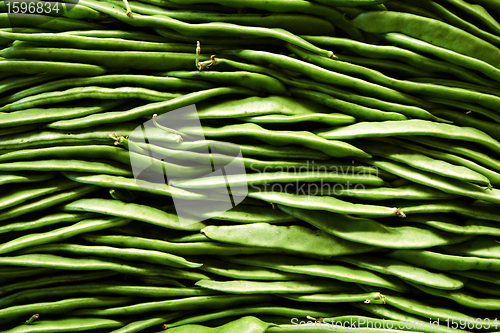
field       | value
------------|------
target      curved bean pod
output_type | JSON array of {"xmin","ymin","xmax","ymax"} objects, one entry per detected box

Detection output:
[
  {"xmin": 403, "ymin": 214, "xmax": 500, "ymax": 236},
  {"xmin": 0, "ymin": 59, "xmax": 107, "ymax": 76},
  {"xmin": 0, "ymin": 185, "xmax": 99, "ymax": 223},
  {"xmin": 0, "ymin": 13, "xmax": 105, "ymax": 30},
  {"xmin": 278, "ymin": 205, "xmax": 472, "ymax": 249},
  {"xmin": 47, "ymin": 87, "xmax": 258, "ymax": 129},
  {"xmin": 15, "ymin": 243, "xmax": 201, "ymax": 269},
  {"xmin": 349, "ymin": 11, "xmax": 500, "ymax": 69},
  {"xmin": 68, "ymin": 295, "xmax": 274, "ymax": 317},
  {"xmin": 195, "ymin": 279, "xmax": 351, "ymax": 294},
  {"xmin": 279, "ymin": 292, "xmax": 385, "ymax": 304},
  {"xmin": 439, "ymin": 236, "xmax": 500, "ymax": 259},
  {"xmin": 201, "ymin": 223, "xmax": 374, "ymax": 257},
  {"xmin": 80, "ymin": 233, "xmax": 283, "ymax": 256},
  {"xmin": 2, "ymin": 317, "xmax": 125, "ymax": 333},
  {"xmin": 0, "ymin": 217, "xmax": 131, "ymax": 255},
  {"xmin": 0, "ymin": 87, "xmax": 181, "ymax": 112},
  {"xmin": 0, "ymin": 254, "xmax": 209, "ymax": 280},
  {"xmin": 0, "ymin": 212, "xmax": 97, "ymax": 235},
  {"xmin": 0, "ymin": 171, "xmax": 56, "ymax": 186},
  {"xmin": 387, "ymin": 250, "xmax": 500, "ymax": 272},
  {"xmin": 61, "ymin": 198, "xmax": 207, "ymax": 231},
  {"xmin": 0, "ymin": 160, "xmax": 133, "ymax": 176},
  {"xmin": 318, "ymin": 119, "xmax": 500, "ymax": 153},
  {"xmin": 0, "ymin": 297, "xmax": 133, "ymax": 325},
  {"xmin": 249, "ymin": 191, "xmax": 404, "ymax": 218},
  {"xmin": 334, "ymin": 256, "xmax": 465, "ymax": 290}
]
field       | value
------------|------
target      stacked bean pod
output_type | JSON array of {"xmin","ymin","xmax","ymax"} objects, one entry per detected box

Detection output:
[{"xmin": 1, "ymin": 0, "xmax": 500, "ymax": 332}]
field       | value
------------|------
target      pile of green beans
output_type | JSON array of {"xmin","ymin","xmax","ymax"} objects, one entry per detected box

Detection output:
[{"xmin": 1, "ymin": 0, "xmax": 500, "ymax": 332}]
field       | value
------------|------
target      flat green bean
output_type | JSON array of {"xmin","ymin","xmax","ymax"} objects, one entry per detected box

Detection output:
[
  {"xmin": 439, "ymin": 236, "xmax": 500, "ymax": 259},
  {"xmin": 0, "ymin": 171, "xmax": 56, "ymax": 186},
  {"xmin": 0, "ymin": 212, "xmax": 97, "ymax": 235},
  {"xmin": 2, "ymin": 317, "xmax": 125, "ymax": 333},
  {"xmin": 201, "ymin": 223, "xmax": 375, "ymax": 257},
  {"xmin": 15, "ymin": 243, "xmax": 202, "ymax": 269},
  {"xmin": 279, "ymin": 205, "xmax": 472, "ymax": 249},
  {"xmin": 61, "ymin": 198, "xmax": 207, "ymax": 231},
  {"xmin": 0, "ymin": 217, "xmax": 130, "ymax": 255}
]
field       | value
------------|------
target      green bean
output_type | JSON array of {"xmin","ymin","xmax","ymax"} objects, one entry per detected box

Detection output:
[
  {"xmin": 331, "ymin": 53, "xmax": 440, "ymax": 79},
  {"xmin": 360, "ymin": 158, "xmax": 500, "ymax": 206},
  {"xmin": 166, "ymin": 233, "xmax": 210, "ymax": 243},
  {"xmin": 388, "ymin": 250, "xmax": 500, "ymax": 272},
  {"xmin": 353, "ymin": 139, "xmax": 491, "ymax": 186},
  {"xmin": 206, "ymin": 58, "xmax": 436, "ymax": 120},
  {"xmin": 289, "ymin": 44, "xmax": 500, "ymax": 109},
  {"xmin": 197, "ymin": 258, "xmax": 309, "ymax": 281},
  {"xmin": 302, "ymin": 35, "xmax": 499, "ymax": 86},
  {"xmin": 336, "ymin": 255, "xmax": 465, "ymax": 290},
  {"xmin": 0, "ymin": 100, "xmax": 129, "ymax": 128},
  {"xmin": 204, "ymin": 204, "xmax": 299, "ymax": 224},
  {"xmin": 376, "ymin": 137, "xmax": 500, "ymax": 187},
  {"xmin": 425, "ymin": 96, "xmax": 500, "ymax": 124},
  {"xmin": 350, "ymin": 11, "xmax": 500, "ymax": 69},
  {"xmin": 266, "ymin": 324, "xmax": 411, "ymax": 333},
  {"xmin": 107, "ymin": 0, "xmax": 336, "ymax": 36},
  {"xmin": 0, "ymin": 31, "xmax": 227, "ymax": 53},
  {"xmin": 453, "ymin": 270, "xmax": 500, "ymax": 286},
  {"xmin": 15, "ymin": 243, "xmax": 202, "ymax": 269},
  {"xmin": 0, "ymin": 13, "xmax": 105, "ymax": 30},
  {"xmin": 0, "ymin": 160, "xmax": 132, "ymax": 176},
  {"xmin": 178, "ymin": 123, "xmax": 370, "ymax": 158},
  {"xmin": 241, "ymin": 113, "xmax": 356, "ymax": 126},
  {"xmin": 201, "ymin": 223, "xmax": 375, "ymax": 257},
  {"xmin": 0, "ymin": 271, "xmax": 119, "ymax": 296},
  {"xmin": 384, "ymin": 1, "xmax": 443, "ymax": 20},
  {"xmin": 402, "ymin": 214, "xmax": 500, "ymax": 236},
  {"xmin": 0, "ymin": 185, "xmax": 98, "ymax": 223},
  {"xmin": 0, "ymin": 217, "xmax": 131, "ymax": 255},
  {"xmin": 226, "ymin": 49, "xmax": 433, "ymax": 109},
  {"xmin": 0, "ymin": 212, "xmax": 97, "ymax": 235},
  {"xmin": 62, "ymin": 199, "xmax": 209, "ymax": 231},
  {"xmin": 160, "ymin": 0, "xmax": 362, "ymax": 39},
  {"xmin": 69, "ymin": 295, "xmax": 274, "ymax": 317},
  {"xmin": 396, "ymin": 199, "xmax": 500, "ymax": 221},
  {"xmin": 110, "ymin": 312, "xmax": 184, "ymax": 333},
  {"xmin": 61, "ymin": 198, "xmax": 208, "ymax": 231},
  {"xmin": 196, "ymin": 279, "xmax": 355, "ymax": 294},
  {"xmin": 439, "ymin": 236, "xmax": 500, "ymax": 259},
  {"xmin": 249, "ymin": 191, "xmax": 404, "ymax": 218},
  {"xmin": 0, "ymin": 87, "xmax": 181, "ymax": 112},
  {"xmin": 0, "ymin": 171, "xmax": 56, "ymax": 186},
  {"xmin": 327, "ymin": 183, "xmax": 458, "ymax": 201},
  {"xmin": 279, "ymin": 292, "xmax": 385, "ymax": 304},
  {"xmin": 62, "ymin": 172, "xmax": 224, "ymax": 202},
  {"xmin": 0, "ymin": 58, "xmax": 107, "ymax": 76},
  {"xmin": 1, "ymin": 75, "xmax": 213, "ymax": 106},
  {"xmin": 289, "ymin": 87, "xmax": 408, "ymax": 122},
  {"xmin": 382, "ymin": 32, "xmax": 500, "ymax": 82},
  {"xmin": 80, "ymin": 233, "xmax": 283, "ymax": 256},
  {"xmin": 171, "ymin": 170, "xmax": 384, "ymax": 189},
  {"xmin": 0, "ymin": 177, "xmax": 82, "ymax": 211},
  {"xmin": 408, "ymin": 136, "xmax": 500, "ymax": 174},
  {"xmin": 164, "ymin": 71, "xmax": 289, "ymax": 96},
  {"xmin": 0, "ymin": 44, "xmax": 210, "ymax": 71},
  {"xmin": 279, "ymin": 205, "xmax": 472, "ymax": 249},
  {"xmin": 402, "ymin": 0, "xmax": 500, "ymax": 47},
  {"xmin": 409, "ymin": 77, "xmax": 500, "ymax": 97},
  {"xmin": 2, "ymin": 317, "xmax": 125, "ymax": 333},
  {"xmin": 0, "ymin": 283, "xmax": 215, "ymax": 309},
  {"xmin": 431, "ymin": 109, "xmax": 500, "ymax": 141},
  {"xmin": 46, "ymin": 87, "xmax": 258, "ymax": 129},
  {"xmin": 319, "ymin": 120, "xmax": 500, "ymax": 154},
  {"xmin": 409, "ymin": 281, "xmax": 500, "ymax": 310},
  {"xmin": 443, "ymin": 0, "xmax": 500, "ymax": 36},
  {"xmin": 0, "ymin": 253, "xmax": 209, "ymax": 280},
  {"xmin": 63, "ymin": 29, "xmax": 170, "ymax": 42},
  {"xmin": 71, "ymin": 0, "xmax": 335, "ymax": 57},
  {"xmin": 0, "ymin": 297, "xmax": 133, "ymax": 325},
  {"xmin": 0, "ymin": 73, "xmax": 63, "ymax": 96},
  {"xmin": 0, "ymin": 123, "xmax": 167, "ymax": 150},
  {"xmin": 163, "ymin": 316, "xmax": 272, "ymax": 333}
]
